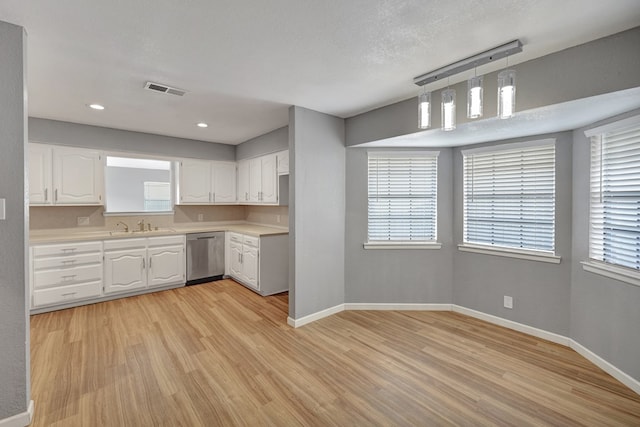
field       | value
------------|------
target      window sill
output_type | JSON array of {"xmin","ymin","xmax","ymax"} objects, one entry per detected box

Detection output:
[
  {"xmin": 581, "ymin": 261, "xmax": 640, "ymax": 288},
  {"xmin": 103, "ymin": 211, "xmax": 175, "ymax": 217},
  {"xmin": 363, "ymin": 242, "xmax": 442, "ymax": 250},
  {"xmin": 457, "ymin": 244, "xmax": 561, "ymax": 264}
]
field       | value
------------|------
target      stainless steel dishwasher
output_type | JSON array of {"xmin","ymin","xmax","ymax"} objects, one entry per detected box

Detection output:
[{"xmin": 186, "ymin": 231, "xmax": 225, "ymax": 285}]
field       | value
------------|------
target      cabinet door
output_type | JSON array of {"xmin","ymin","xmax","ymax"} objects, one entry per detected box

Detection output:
[
  {"xmin": 179, "ymin": 159, "xmax": 211, "ymax": 204},
  {"xmin": 237, "ymin": 160, "xmax": 250, "ymax": 203},
  {"xmin": 29, "ymin": 144, "xmax": 52, "ymax": 205},
  {"xmin": 249, "ymin": 158, "xmax": 262, "ymax": 203},
  {"xmin": 261, "ymin": 154, "xmax": 277, "ymax": 203},
  {"xmin": 147, "ymin": 245, "xmax": 185, "ymax": 288},
  {"xmin": 229, "ymin": 241, "xmax": 244, "ymax": 279},
  {"xmin": 242, "ymin": 246, "xmax": 259, "ymax": 290},
  {"xmin": 104, "ymin": 249, "xmax": 147, "ymax": 294},
  {"xmin": 212, "ymin": 162, "xmax": 237, "ymax": 203},
  {"xmin": 52, "ymin": 147, "xmax": 104, "ymax": 205},
  {"xmin": 277, "ymin": 150, "xmax": 289, "ymax": 175}
]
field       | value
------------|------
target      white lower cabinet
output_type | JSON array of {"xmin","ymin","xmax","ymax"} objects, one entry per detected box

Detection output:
[
  {"xmin": 227, "ymin": 232, "xmax": 287, "ymax": 295},
  {"xmin": 104, "ymin": 236, "xmax": 185, "ymax": 295},
  {"xmin": 103, "ymin": 239, "xmax": 148, "ymax": 294},
  {"xmin": 228, "ymin": 233, "xmax": 259, "ymax": 290},
  {"xmin": 31, "ymin": 241, "xmax": 103, "ymax": 308},
  {"xmin": 31, "ymin": 235, "xmax": 186, "ymax": 312},
  {"xmin": 147, "ymin": 240, "xmax": 186, "ymax": 288}
]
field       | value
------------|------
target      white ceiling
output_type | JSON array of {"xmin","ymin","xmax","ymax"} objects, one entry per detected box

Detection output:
[{"xmin": 1, "ymin": 1, "xmax": 639, "ymax": 145}]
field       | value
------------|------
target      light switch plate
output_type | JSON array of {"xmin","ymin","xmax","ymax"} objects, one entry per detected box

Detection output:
[
  {"xmin": 0, "ymin": 198, "xmax": 5, "ymax": 220},
  {"xmin": 77, "ymin": 216, "xmax": 90, "ymax": 226}
]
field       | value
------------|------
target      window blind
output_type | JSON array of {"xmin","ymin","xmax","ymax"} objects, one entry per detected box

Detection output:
[
  {"xmin": 589, "ymin": 123, "xmax": 640, "ymax": 270},
  {"xmin": 463, "ymin": 141, "xmax": 556, "ymax": 252},
  {"xmin": 367, "ymin": 152, "xmax": 438, "ymax": 242}
]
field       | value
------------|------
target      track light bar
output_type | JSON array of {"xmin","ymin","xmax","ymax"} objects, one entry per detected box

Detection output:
[{"xmin": 413, "ymin": 40, "xmax": 523, "ymax": 87}]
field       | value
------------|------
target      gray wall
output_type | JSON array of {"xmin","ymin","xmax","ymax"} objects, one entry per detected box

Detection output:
[
  {"xmin": 345, "ymin": 147, "xmax": 453, "ymax": 303},
  {"xmin": 289, "ymin": 107, "xmax": 345, "ymax": 318},
  {"xmin": 29, "ymin": 118, "xmax": 235, "ymax": 161},
  {"xmin": 452, "ymin": 132, "xmax": 573, "ymax": 336},
  {"xmin": 571, "ymin": 109, "xmax": 640, "ymax": 381},
  {"xmin": 236, "ymin": 126, "xmax": 288, "ymax": 160},
  {"xmin": 346, "ymin": 26, "xmax": 640, "ymax": 146},
  {"xmin": 0, "ymin": 21, "xmax": 29, "ymax": 420}
]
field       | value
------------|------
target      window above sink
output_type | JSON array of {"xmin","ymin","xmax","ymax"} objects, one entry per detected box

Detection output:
[{"xmin": 104, "ymin": 155, "xmax": 174, "ymax": 215}]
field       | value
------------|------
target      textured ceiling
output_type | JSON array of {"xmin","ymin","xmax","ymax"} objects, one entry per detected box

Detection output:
[{"xmin": 0, "ymin": 0, "xmax": 639, "ymax": 145}]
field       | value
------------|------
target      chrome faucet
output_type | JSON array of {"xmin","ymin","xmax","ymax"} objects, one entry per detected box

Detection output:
[
  {"xmin": 115, "ymin": 221, "xmax": 129, "ymax": 233},
  {"xmin": 137, "ymin": 219, "xmax": 145, "ymax": 232}
]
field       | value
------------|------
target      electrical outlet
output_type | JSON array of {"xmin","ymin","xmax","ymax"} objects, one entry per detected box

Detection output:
[
  {"xmin": 77, "ymin": 216, "xmax": 90, "ymax": 226},
  {"xmin": 276, "ymin": 215, "xmax": 281, "ymax": 223},
  {"xmin": 0, "ymin": 198, "xmax": 5, "ymax": 220},
  {"xmin": 198, "ymin": 213, "xmax": 204, "ymax": 222},
  {"xmin": 504, "ymin": 295, "xmax": 514, "ymax": 309}
]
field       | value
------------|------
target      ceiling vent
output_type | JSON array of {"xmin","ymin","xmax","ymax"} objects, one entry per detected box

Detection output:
[{"xmin": 144, "ymin": 81, "xmax": 187, "ymax": 96}]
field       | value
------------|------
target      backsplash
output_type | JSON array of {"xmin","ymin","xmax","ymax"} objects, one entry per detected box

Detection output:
[
  {"xmin": 245, "ymin": 205, "xmax": 289, "ymax": 227},
  {"xmin": 29, "ymin": 205, "xmax": 288, "ymax": 230}
]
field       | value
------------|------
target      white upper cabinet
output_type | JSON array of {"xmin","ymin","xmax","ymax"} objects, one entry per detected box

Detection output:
[
  {"xmin": 29, "ymin": 143, "xmax": 104, "ymax": 206},
  {"xmin": 249, "ymin": 157, "xmax": 262, "ymax": 203},
  {"xmin": 239, "ymin": 153, "xmax": 279, "ymax": 205},
  {"xmin": 237, "ymin": 160, "xmax": 250, "ymax": 203},
  {"xmin": 260, "ymin": 154, "xmax": 277, "ymax": 203},
  {"xmin": 29, "ymin": 144, "xmax": 52, "ymax": 204},
  {"xmin": 53, "ymin": 147, "xmax": 104, "ymax": 204},
  {"xmin": 212, "ymin": 161, "xmax": 237, "ymax": 203},
  {"xmin": 276, "ymin": 150, "xmax": 289, "ymax": 175},
  {"xmin": 178, "ymin": 159, "xmax": 237, "ymax": 204},
  {"xmin": 178, "ymin": 159, "xmax": 211, "ymax": 204}
]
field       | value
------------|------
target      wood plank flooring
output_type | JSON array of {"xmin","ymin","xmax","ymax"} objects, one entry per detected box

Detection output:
[{"xmin": 30, "ymin": 279, "xmax": 640, "ymax": 426}]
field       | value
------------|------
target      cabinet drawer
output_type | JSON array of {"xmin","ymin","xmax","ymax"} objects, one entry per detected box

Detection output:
[
  {"xmin": 229, "ymin": 232, "xmax": 243, "ymax": 244},
  {"xmin": 33, "ymin": 241, "xmax": 102, "ymax": 258},
  {"xmin": 243, "ymin": 235, "xmax": 260, "ymax": 248},
  {"xmin": 148, "ymin": 235, "xmax": 185, "ymax": 247},
  {"xmin": 33, "ymin": 252, "xmax": 102, "ymax": 270},
  {"xmin": 33, "ymin": 281, "xmax": 102, "ymax": 307},
  {"xmin": 103, "ymin": 238, "xmax": 146, "ymax": 251},
  {"xmin": 34, "ymin": 264, "xmax": 102, "ymax": 290}
]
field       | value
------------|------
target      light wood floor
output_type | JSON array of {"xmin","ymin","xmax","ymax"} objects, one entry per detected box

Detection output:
[{"xmin": 31, "ymin": 279, "xmax": 640, "ymax": 426}]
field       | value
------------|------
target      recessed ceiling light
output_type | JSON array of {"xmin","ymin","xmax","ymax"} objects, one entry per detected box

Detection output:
[
  {"xmin": 197, "ymin": 122, "xmax": 208, "ymax": 128},
  {"xmin": 88, "ymin": 104, "xmax": 105, "ymax": 110}
]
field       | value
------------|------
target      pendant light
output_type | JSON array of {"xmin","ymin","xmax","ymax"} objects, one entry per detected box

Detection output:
[
  {"xmin": 441, "ymin": 86, "xmax": 456, "ymax": 131},
  {"xmin": 413, "ymin": 40, "xmax": 522, "ymax": 128},
  {"xmin": 497, "ymin": 55, "xmax": 516, "ymax": 119},
  {"xmin": 418, "ymin": 90, "xmax": 431, "ymax": 129},
  {"xmin": 467, "ymin": 72, "xmax": 483, "ymax": 119}
]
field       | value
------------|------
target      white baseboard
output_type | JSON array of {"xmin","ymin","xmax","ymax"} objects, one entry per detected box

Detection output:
[
  {"xmin": 287, "ymin": 304, "xmax": 344, "ymax": 328},
  {"xmin": 570, "ymin": 339, "xmax": 640, "ymax": 395},
  {"xmin": 344, "ymin": 303, "xmax": 452, "ymax": 311},
  {"xmin": 0, "ymin": 400, "xmax": 34, "ymax": 427},
  {"xmin": 451, "ymin": 305, "xmax": 570, "ymax": 346}
]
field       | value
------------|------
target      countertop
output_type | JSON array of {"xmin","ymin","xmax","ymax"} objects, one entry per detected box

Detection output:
[{"xmin": 30, "ymin": 222, "xmax": 289, "ymax": 244}]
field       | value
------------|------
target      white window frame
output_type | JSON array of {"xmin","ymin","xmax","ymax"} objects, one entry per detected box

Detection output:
[
  {"xmin": 582, "ymin": 114, "xmax": 640, "ymax": 287},
  {"xmin": 459, "ymin": 139, "xmax": 561, "ymax": 264},
  {"xmin": 365, "ymin": 151, "xmax": 441, "ymax": 250},
  {"xmin": 103, "ymin": 152, "xmax": 176, "ymax": 216}
]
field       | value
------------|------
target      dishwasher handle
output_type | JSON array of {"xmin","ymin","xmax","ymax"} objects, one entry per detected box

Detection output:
[{"xmin": 186, "ymin": 232, "xmax": 224, "ymax": 241}]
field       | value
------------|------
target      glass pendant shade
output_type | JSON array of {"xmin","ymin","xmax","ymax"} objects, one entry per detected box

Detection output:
[
  {"xmin": 441, "ymin": 88, "xmax": 456, "ymax": 131},
  {"xmin": 467, "ymin": 76, "xmax": 483, "ymax": 119},
  {"xmin": 497, "ymin": 69, "xmax": 516, "ymax": 119},
  {"xmin": 418, "ymin": 91, "xmax": 431, "ymax": 129}
]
